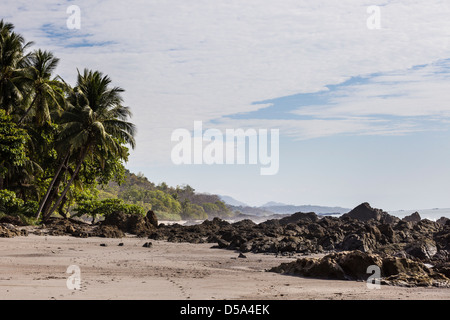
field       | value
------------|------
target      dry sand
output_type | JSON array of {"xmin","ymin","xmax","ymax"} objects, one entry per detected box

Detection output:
[{"xmin": 0, "ymin": 234, "xmax": 449, "ymax": 300}]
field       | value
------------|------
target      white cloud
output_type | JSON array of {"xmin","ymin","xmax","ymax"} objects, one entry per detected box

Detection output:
[
  {"xmin": 2, "ymin": 0, "xmax": 450, "ymax": 167},
  {"xmin": 292, "ymin": 61, "xmax": 450, "ymax": 122}
]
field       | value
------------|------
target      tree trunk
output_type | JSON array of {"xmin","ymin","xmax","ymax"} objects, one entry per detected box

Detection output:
[
  {"xmin": 35, "ymin": 151, "xmax": 70, "ymax": 219},
  {"xmin": 58, "ymin": 195, "xmax": 68, "ymax": 218},
  {"xmin": 18, "ymin": 94, "xmax": 38, "ymax": 125},
  {"xmin": 46, "ymin": 146, "xmax": 89, "ymax": 218}
]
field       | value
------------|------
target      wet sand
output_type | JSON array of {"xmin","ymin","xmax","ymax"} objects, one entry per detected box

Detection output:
[{"xmin": 0, "ymin": 234, "xmax": 449, "ymax": 300}]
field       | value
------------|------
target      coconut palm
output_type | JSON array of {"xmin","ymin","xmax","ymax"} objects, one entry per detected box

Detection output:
[
  {"xmin": 0, "ymin": 20, "xmax": 14, "ymax": 38},
  {"xmin": 38, "ymin": 69, "xmax": 136, "ymax": 220},
  {"xmin": 18, "ymin": 49, "xmax": 65, "ymax": 125},
  {"xmin": 0, "ymin": 20, "xmax": 33, "ymax": 114}
]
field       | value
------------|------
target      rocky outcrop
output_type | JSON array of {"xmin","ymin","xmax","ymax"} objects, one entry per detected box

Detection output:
[
  {"xmin": 341, "ymin": 202, "xmax": 399, "ymax": 224},
  {"xmin": 0, "ymin": 223, "xmax": 28, "ymax": 237},
  {"xmin": 0, "ymin": 215, "xmax": 28, "ymax": 226},
  {"xmin": 102, "ymin": 211, "xmax": 156, "ymax": 237},
  {"xmin": 3, "ymin": 201, "xmax": 450, "ymax": 288},
  {"xmin": 269, "ymin": 250, "xmax": 450, "ymax": 287},
  {"xmin": 278, "ymin": 212, "xmax": 318, "ymax": 225},
  {"xmin": 146, "ymin": 210, "xmax": 158, "ymax": 228},
  {"xmin": 437, "ymin": 217, "xmax": 450, "ymax": 226},
  {"xmin": 36, "ymin": 217, "xmax": 125, "ymax": 238},
  {"xmin": 144, "ymin": 203, "xmax": 449, "ymax": 265},
  {"xmin": 402, "ymin": 212, "xmax": 421, "ymax": 223}
]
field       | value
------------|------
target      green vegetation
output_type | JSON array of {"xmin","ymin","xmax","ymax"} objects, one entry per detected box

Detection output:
[
  {"xmin": 73, "ymin": 198, "xmax": 145, "ymax": 223},
  {"xmin": 0, "ymin": 20, "xmax": 234, "ymax": 224},
  {"xmin": 0, "ymin": 20, "xmax": 133, "ymax": 224},
  {"xmin": 99, "ymin": 170, "xmax": 235, "ymax": 221}
]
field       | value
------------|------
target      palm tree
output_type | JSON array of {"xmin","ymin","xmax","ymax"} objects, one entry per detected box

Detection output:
[
  {"xmin": 0, "ymin": 20, "xmax": 14, "ymax": 38},
  {"xmin": 0, "ymin": 20, "xmax": 33, "ymax": 115},
  {"xmin": 18, "ymin": 49, "xmax": 65, "ymax": 125},
  {"xmin": 37, "ymin": 69, "xmax": 136, "ymax": 220}
]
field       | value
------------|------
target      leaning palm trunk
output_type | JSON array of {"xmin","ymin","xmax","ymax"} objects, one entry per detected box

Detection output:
[
  {"xmin": 17, "ymin": 94, "xmax": 37, "ymax": 125},
  {"xmin": 45, "ymin": 146, "xmax": 89, "ymax": 219},
  {"xmin": 35, "ymin": 151, "xmax": 70, "ymax": 219}
]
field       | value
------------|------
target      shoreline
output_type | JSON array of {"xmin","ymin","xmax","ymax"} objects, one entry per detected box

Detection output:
[{"xmin": 1, "ymin": 234, "xmax": 449, "ymax": 300}]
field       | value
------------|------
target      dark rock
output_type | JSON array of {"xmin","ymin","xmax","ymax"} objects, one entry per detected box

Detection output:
[
  {"xmin": 434, "ymin": 262, "xmax": 450, "ymax": 278},
  {"xmin": 102, "ymin": 211, "xmax": 156, "ymax": 236},
  {"xmin": 270, "ymin": 251, "xmax": 382, "ymax": 281},
  {"xmin": 341, "ymin": 234, "xmax": 375, "ymax": 252},
  {"xmin": 378, "ymin": 224, "xmax": 397, "ymax": 243},
  {"xmin": 402, "ymin": 212, "xmax": 421, "ymax": 223},
  {"xmin": 405, "ymin": 239, "xmax": 438, "ymax": 261},
  {"xmin": 146, "ymin": 210, "xmax": 158, "ymax": 228},
  {"xmin": 279, "ymin": 212, "xmax": 318, "ymax": 225},
  {"xmin": 94, "ymin": 225, "xmax": 124, "ymax": 238},
  {"xmin": 341, "ymin": 202, "xmax": 399, "ymax": 224},
  {"xmin": 142, "ymin": 242, "xmax": 152, "ymax": 248},
  {"xmin": 216, "ymin": 238, "xmax": 230, "ymax": 249},
  {"xmin": 0, "ymin": 215, "xmax": 27, "ymax": 226},
  {"xmin": 0, "ymin": 223, "xmax": 23, "ymax": 237},
  {"xmin": 100, "ymin": 243, "xmax": 107, "ymax": 247},
  {"xmin": 238, "ymin": 253, "xmax": 247, "ymax": 258},
  {"xmin": 270, "ymin": 250, "xmax": 450, "ymax": 287},
  {"xmin": 436, "ymin": 217, "xmax": 450, "ymax": 226}
]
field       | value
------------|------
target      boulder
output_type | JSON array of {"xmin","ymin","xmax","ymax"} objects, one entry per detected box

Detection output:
[
  {"xmin": 94, "ymin": 225, "xmax": 125, "ymax": 238},
  {"xmin": 269, "ymin": 250, "xmax": 450, "ymax": 287},
  {"xmin": 270, "ymin": 255, "xmax": 346, "ymax": 280},
  {"xmin": 341, "ymin": 233, "xmax": 376, "ymax": 252},
  {"xmin": 102, "ymin": 211, "xmax": 156, "ymax": 236},
  {"xmin": 0, "ymin": 223, "xmax": 27, "ymax": 237},
  {"xmin": 269, "ymin": 251, "xmax": 382, "ymax": 281},
  {"xmin": 402, "ymin": 212, "xmax": 421, "ymax": 223},
  {"xmin": 146, "ymin": 210, "xmax": 158, "ymax": 228},
  {"xmin": 279, "ymin": 212, "xmax": 318, "ymax": 225},
  {"xmin": 0, "ymin": 215, "xmax": 28, "ymax": 226},
  {"xmin": 378, "ymin": 224, "xmax": 398, "ymax": 243},
  {"xmin": 436, "ymin": 217, "xmax": 450, "ymax": 226},
  {"xmin": 341, "ymin": 202, "xmax": 399, "ymax": 224},
  {"xmin": 404, "ymin": 239, "xmax": 438, "ymax": 261}
]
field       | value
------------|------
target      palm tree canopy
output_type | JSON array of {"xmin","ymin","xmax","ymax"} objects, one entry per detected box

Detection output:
[
  {"xmin": 19, "ymin": 49, "xmax": 65, "ymax": 124},
  {"xmin": 0, "ymin": 20, "xmax": 33, "ymax": 114},
  {"xmin": 60, "ymin": 69, "xmax": 136, "ymax": 157}
]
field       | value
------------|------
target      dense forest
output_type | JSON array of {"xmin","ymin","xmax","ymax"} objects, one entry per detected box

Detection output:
[
  {"xmin": 97, "ymin": 170, "xmax": 234, "ymax": 221},
  {"xmin": 0, "ymin": 20, "xmax": 233, "ymax": 224}
]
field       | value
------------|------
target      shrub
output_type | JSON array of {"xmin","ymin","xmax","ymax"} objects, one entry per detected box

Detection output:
[
  {"xmin": 74, "ymin": 198, "xmax": 145, "ymax": 223},
  {"xmin": 0, "ymin": 189, "xmax": 24, "ymax": 215}
]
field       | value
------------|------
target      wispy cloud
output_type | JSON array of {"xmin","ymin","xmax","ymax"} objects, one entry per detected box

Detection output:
[{"xmin": 2, "ymin": 0, "xmax": 450, "ymax": 165}]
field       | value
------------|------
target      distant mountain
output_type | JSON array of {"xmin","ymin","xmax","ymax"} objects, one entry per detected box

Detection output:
[
  {"xmin": 261, "ymin": 201, "xmax": 289, "ymax": 207},
  {"xmin": 219, "ymin": 195, "xmax": 248, "ymax": 207},
  {"xmin": 227, "ymin": 201, "xmax": 350, "ymax": 217},
  {"xmin": 264, "ymin": 204, "xmax": 350, "ymax": 215},
  {"xmin": 260, "ymin": 202, "xmax": 349, "ymax": 215},
  {"xmin": 228, "ymin": 205, "xmax": 276, "ymax": 217}
]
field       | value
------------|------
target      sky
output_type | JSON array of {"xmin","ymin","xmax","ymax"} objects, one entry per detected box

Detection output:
[{"xmin": 2, "ymin": 0, "xmax": 450, "ymax": 211}]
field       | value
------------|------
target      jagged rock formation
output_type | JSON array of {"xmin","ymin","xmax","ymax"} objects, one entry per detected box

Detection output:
[{"xmin": 269, "ymin": 250, "xmax": 450, "ymax": 287}]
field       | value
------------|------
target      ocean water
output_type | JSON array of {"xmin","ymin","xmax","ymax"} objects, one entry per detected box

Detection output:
[
  {"xmin": 159, "ymin": 208, "xmax": 450, "ymax": 226},
  {"xmin": 387, "ymin": 208, "xmax": 450, "ymax": 221}
]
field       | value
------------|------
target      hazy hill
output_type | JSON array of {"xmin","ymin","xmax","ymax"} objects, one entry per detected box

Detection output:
[
  {"xmin": 221, "ymin": 197, "xmax": 350, "ymax": 217},
  {"xmin": 218, "ymin": 195, "xmax": 248, "ymax": 207},
  {"xmin": 261, "ymin": 204, "xmax": 350, "ymax": 215},
  {"xmin": 99, "ymin": 170, "xmax": 234, "ymax": 221}
]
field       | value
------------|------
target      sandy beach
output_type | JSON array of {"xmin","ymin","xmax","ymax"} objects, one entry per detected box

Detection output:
[{"xmin": 0, "ymin": 234, "xmax": 449, "ymax": 300}]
